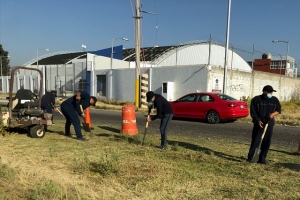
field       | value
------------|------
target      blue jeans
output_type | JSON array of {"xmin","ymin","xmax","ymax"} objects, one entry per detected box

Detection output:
[{"xmin": 159, "ymin": 114, "xmax": 173, "ymax": 146}]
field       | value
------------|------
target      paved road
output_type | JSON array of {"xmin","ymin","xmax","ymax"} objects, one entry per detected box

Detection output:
[{"xmin": 53, "ymin": 109, "xmax": 300, "ymax": 150}]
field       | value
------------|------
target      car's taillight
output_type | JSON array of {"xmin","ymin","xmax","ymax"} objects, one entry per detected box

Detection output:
[{"xmin": 228, "ymin": 103, "xmax": 237, "ymax": 107}]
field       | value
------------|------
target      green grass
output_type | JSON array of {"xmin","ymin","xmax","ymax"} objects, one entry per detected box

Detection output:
[{"xmin": 0, "ymin": 121, "xmax": 299, "ymax": 199}]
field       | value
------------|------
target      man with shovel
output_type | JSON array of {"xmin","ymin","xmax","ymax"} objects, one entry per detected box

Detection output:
[
  {"xmin": 146, "ymin": 91, "xmax": 173, "ymax": 149},
  {"xmin": 60, "ymin": 92, "xmax": 97, "ymax": 141},
  {"xmin": 247, "ymin": 85, "xmax": 281, "ymax": 164}
]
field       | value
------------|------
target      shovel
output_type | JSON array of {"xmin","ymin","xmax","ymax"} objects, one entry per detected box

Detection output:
[
  {"xmin": 51, "ymin": 103, "xmax": 65, "ymax": 118},
  {"xmin": 56, "ymin": 108, "xmax": 65, "ymax": 118},
  {"xmin": 80, "ymin": 105, "xmax": 91, "ymax": 132},
  {"xmin": 141, "ymin": 114, "xmax": 150, "ymax": 146},
  {"xmin": 252, "ymin": 123, "xmax": 269, "ymax": 163}
]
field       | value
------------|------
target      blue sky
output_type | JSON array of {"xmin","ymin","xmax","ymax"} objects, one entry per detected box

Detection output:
[{"xmin": 0, "ymin": 0, "xmax": 299, "ymax": 67}]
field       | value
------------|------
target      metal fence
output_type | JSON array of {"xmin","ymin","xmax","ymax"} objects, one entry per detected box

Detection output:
[
  {"xmin": 5, "ymin": 62, "xmax": 87, "ymax": 96},
  {"xmin": 43, "ymin": 62, "xmax": 87, "ymax": 97}
]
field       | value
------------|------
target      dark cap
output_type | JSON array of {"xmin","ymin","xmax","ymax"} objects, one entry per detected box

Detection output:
[
  {"xmin": 263, "ymin": 85, "xmax": 276, "ymax": 92},
  {"xmin": 146, "ymin": 91, "xmax": 155, "ymax": 102},
  {"xmin": 51, "ymin": 90, "xmax": 57, "ymax": 97}
]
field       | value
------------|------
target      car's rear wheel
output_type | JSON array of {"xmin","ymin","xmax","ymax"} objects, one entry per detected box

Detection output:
[{"xmin": 206, "ymin": 110, "xmax": 220, "ymax": 124}]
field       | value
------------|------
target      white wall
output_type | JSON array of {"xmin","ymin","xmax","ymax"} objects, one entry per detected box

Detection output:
[
  {"xmin": 149, "ymin": 65, "xmax": 209, "ymax": 100},
  {"xmin": 208, "ymin": 67, "xmax": 300, "ymax": 101},
  {"xmin": 112, "ymin": 69, "xmax": 136, "ymax": 101},
  {"xmin": 87, "ymin": 53, "xmax": 129, "ymax": 70},
  {"xmin": 108, "ymin": 65, "xmax": 300, "ymax": 102},
  {"xmin": 207, "ymin": 67, "xmax": 252, "ymax": 99}
]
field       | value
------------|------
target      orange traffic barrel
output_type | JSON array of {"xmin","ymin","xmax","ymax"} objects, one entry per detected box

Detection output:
[
  {"xmin": 85, "ymin": 107, "xmax": 92, "ymax": 128},
  {"xmin": 121, "ymin": 104, "xmax": 138, "ymax": 135}
]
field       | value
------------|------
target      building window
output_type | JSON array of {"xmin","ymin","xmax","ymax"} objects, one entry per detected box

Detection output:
[
  {"xmin": 97, "ymin": 75, "xmax": 106, "ymax": 97},
  {"xmin": 271, "ymin": 61, "xmax": 277, "ymax": 69}
]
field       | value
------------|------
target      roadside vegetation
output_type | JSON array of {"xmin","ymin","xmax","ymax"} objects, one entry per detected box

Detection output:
[{"xmin": 0, "ymin": 122, "xmax": 299, "ymax": 199}]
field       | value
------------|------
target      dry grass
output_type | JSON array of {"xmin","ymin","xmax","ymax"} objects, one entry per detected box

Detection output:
[{"xmin": 0, "ymin": 122, "xmax": 299, "ymax": 200}]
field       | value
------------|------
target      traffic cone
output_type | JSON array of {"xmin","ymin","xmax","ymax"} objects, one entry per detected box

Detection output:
[{"xmin": 85, "ymin": 107, "xmax": 92, "ymax": 129}]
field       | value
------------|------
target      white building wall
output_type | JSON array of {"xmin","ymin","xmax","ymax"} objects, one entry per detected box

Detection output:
[
  {"xmin": 112, "ymin": 69, "xmax": 136, "ymax": 101},
  {"xmin": 108, "ymin": 65, "xmax": 300, "ymax": 102},
  {"xmin": 148, "ymin": 65, "xmax": 209, "ymax": 100},
  {"xmin": 105, "ymin": 65, "xmax": 209, "ymax": 102},
  {"xmin": 86, "ymin": 53, "xmax": 129, "ymax": 70}
]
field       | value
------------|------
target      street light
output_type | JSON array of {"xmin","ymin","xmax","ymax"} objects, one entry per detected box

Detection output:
[
  {"xmin": 82, "ymin": 44, "xmax": 86, "ymax": 52},
  {"xmin": 272, "ymin": 40, "xmax": 289, "ymax": 75},
  {"xmin": 0, "ymin": 55, "xmax": 10, "ymax": 77},
  {"xmin": 111, "ymin": 37, "xmax": 129, "ymax": 70}
]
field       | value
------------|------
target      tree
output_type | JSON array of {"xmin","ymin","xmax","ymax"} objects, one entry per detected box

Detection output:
[{"xmin": 0, "ymin": 44, "xmax": 10, "ymax": 76}]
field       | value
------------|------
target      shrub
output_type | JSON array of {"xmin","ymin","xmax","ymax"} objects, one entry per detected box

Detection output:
[
  {"xmin": 29, "ymin": 180, "xmax": 61, "ymax": 200},
  {"xmin": 290, "ymin": 83, "xmax": 300, "ymax": 102},
  {"xmin": 97, "ymin": 98, "xmax": 133, "ymax": 106},
  {"xmin": 90, "ymin": 150, "xmax": 120, "ymax": 176}
]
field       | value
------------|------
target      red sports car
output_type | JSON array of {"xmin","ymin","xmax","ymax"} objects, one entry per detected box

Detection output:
[{"xmin": 170, "ymin": 92, "xmax": 249, "ymax": 124}]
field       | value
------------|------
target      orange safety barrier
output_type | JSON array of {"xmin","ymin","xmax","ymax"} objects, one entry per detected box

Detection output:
[
  {"xmin": 121, "ymin": 104, "xmax": 138, "ymax": 135},
  {"xmin": 85, "ymin": 107, "xmax": 92, "ymax": 128}
]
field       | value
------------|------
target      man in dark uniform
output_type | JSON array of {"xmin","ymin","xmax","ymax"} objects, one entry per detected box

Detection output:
[
  {"xmin": 146, "ymin": 91, "xmax": 174, "ymax": 149},
  {"xmin": 247, "ymin": 85, "xmax": 281, "ymax": 164},
  {"xmin": 60, "ymin": 92, "xmax": 97, "ymax": 141},
  {"xmin": 41, "ymin": 90, "xmax": 58, "ymax": 124}
]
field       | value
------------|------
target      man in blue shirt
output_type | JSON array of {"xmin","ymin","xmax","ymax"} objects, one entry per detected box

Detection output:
[
  {"xmin": 60, "ymin": 92, "xmax": 97, "ymax": 141},
  {"xmin": 247, "ymin": 85, "xmax": 281, "ymax": 164},
  {"xmin": 41, "ymin": 90, "xmax": 58, "ymax": 124},
  {"xmin": 146, "ymin": 91, "xmax": 174, "ymax": 149}
]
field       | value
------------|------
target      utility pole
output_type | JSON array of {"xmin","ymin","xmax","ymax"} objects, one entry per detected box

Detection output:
[
  {"xmin": 134, "ymin": 0, "xmax": 142, "ymax": 108},
  {"xmin": 252, "ymin": 44, "xmax": 255, "ymax": 70},
  {"xmin": 208, "ymin": 34, "xmax": 212, "ymax": 65},
  {"xmin": 223, "ymin": 0, "xmax": 231, "ymax": 94}
]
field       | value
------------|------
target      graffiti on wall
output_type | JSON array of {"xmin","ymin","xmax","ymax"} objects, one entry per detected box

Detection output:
[{"xmin": 228, "ymin": 84, "xmax": 245, "ymax": 92}]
